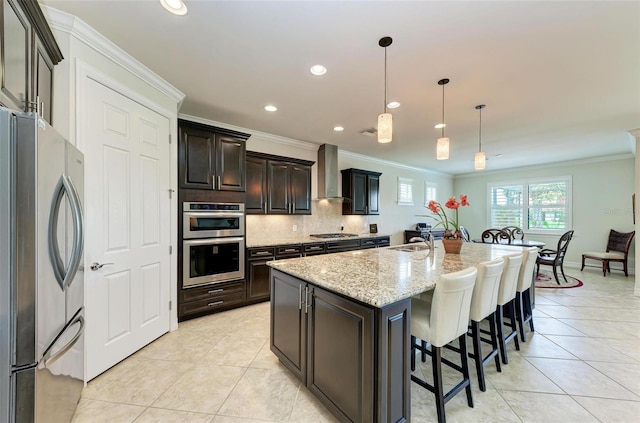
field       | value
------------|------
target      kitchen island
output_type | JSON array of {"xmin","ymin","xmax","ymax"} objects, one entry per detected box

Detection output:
[{"xmin": 268, "ymin": 241, "xmax": 526, "ymax": 423}]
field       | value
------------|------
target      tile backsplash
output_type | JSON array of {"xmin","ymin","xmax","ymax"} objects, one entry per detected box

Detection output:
[{"xmin": 246, "ymin": 200, "xmax": 371, "ymax": 242}]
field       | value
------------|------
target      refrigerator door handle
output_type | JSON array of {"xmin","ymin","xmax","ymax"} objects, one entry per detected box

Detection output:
[
  {"xmin": 64, "ymin": 174, "xmax": 84, "ymax": 290},
  {"xmin": 48, "ymin": 174, "xmax": 84, "ymax": 291},
  {"xmin": 48, "ymin": 176, "xmax": 67, "ymax": 289},
  {"xmin": 42, "ymin": 314, "xmax": 84, "ymax": 368}
]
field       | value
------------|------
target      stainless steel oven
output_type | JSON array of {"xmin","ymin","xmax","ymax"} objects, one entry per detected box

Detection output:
[
  {"xmin": 183, "ymin": 237, "xmax": 245, "ymax": 287},
  {"xmin": 182, "ymin": 202, "xmax": 245, "ymax": 287},
  {"xmin": 183, "ymin": 202, "xmax": 244, "ymax": 238}
]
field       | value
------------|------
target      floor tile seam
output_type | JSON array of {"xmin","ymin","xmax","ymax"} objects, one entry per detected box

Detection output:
[
  {"xmin": 135, "ymin": 405, "xmax": 217, "ymax": 418},
  {"xmin": 213, "ymin": 365, "xmax": 253, "ymax": 417},
  {"xmin": 582, "ymin": 360, "xmax": 640, "ymax": 399},
  {"xmin": 525, "ymin": 355, "xmax": 640, "ymax": 400},
  {"xmin": 553, "ymin": 319, "xmax": 637, "ymax": 337},
  {"xmin": 571, "ymin": 393, "xmax": 640, "ymax": 404},
  {"xmin": 246, "ymin": 338, "xmax": 270, "ymax": 369},
  {"xmin": 518, "ymin": 355, "xmax": 577, "ymax": 396},
  {"xmin": 285, "ymin": 383, "xmax": 304, "ymax": 421},
  {"xmin": 497, "ymin": 387, "xmax": 599, "ymax": 421}
]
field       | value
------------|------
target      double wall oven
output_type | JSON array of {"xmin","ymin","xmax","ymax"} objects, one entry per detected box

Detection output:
[{"xmin": 182, "ymin": 202, "xmax": 245, "ymax": 288}]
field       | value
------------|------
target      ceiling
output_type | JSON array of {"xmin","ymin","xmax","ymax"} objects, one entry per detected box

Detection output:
[{"xmin": 42, "ymin": 0, "xmax": 640, "ymax": 175}]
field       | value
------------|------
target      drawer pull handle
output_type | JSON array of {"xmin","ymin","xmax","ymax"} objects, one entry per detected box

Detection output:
[
  {"xmin": 208, "ymin": 289, "xmax": 223, "ymax": 294},
  {"xmin": 207, "ymin": 301, "xmax": 224, "ymax": 307},
  {"xmin": 253, "ymin": 251, "xmax": 273, "ymax": 256},
  {"xmin": 282, "ymin": 249, "xmax": 297, "ymax": 253}
]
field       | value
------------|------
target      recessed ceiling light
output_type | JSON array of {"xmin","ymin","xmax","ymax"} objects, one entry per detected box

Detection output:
[
  {"xmin": 160, "ymin": 0, "xmax": 187, "ymax": 15},
  {"xmin": 333, "ymin": 126, "xmax": 344, "ymax": 132},
  {"xmin": 434, "ymin": 123, "xmax": 446, "ymax": 129},
  {"xmin": 310, "ymin": 65, "xmax": 327, "ymax": 76},
  {"xmin": 264, "ymin": 105, "xmax": 278, "ymax": 112},
  {"xmin": 387, "ymin": 101, "xmax": 400, "ymax": 109}
]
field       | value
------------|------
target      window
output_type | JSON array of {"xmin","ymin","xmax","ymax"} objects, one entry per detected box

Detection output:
[
  {"xmin": 424, "ymin": 182, "xmax": 437, "ymax": 206},
  {"xmin": 488, "ymin": 177, "xmax": 571, "ymax": 233},
  {"xmin": 397, "ymin": 177, "xmax": 413, "ymax": 206}
]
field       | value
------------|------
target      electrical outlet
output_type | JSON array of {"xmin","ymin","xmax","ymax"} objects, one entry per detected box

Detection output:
[{"xmin": 293, "ymin": 224, "xmax": 298, "ymax": 232}]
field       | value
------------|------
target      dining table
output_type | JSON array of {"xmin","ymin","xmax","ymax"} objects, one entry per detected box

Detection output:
[{"xmin": 471, "ymin": 238, "xmax": 546, "ymax": 248}]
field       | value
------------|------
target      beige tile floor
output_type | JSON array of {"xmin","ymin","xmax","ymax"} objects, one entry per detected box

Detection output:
[{"xmin": 72, "ymin": 268, "xmax": 640, "ymax": 422}]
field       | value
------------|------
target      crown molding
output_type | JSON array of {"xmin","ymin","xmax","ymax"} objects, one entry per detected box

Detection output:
[
  {"xmin": 179, "ymin": 113, "xmax": 318, "ymax": 151},
  {"xmin": 41, "ymin": 5, "xmax": 185, "ymax": 107},
  {"xmin": 455, "ymin": 153, "xmax": 635, "ymax": 179},
  {"xmin": 338, "ymin": 149, "xmax": 452, "ymax": 177}
]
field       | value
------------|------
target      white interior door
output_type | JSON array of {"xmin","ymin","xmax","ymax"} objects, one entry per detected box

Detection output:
[{"xmin": 83, "ymin": 78, "xmax": 171, "ymax": 380}]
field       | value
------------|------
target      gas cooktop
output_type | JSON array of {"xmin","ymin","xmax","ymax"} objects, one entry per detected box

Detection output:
[{"xmin": 309, "ymin": 233, "xmax": 358, "ymax": 239}]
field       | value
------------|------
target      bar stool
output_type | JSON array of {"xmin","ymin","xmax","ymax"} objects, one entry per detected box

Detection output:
[
  {"xmin": 495, "ymin": 253, "xmax": 523, "ymax": 365},
  {"xmin": 468, "ymin": 258, "xmax": 505, "ymax": 392},
  {"xmin": 410, "ymin": 267, "xmax": 477, "ymax": 423},
  {"xmin": 516, "ymin": 247, "xmax": 538, "ymax": 342}
]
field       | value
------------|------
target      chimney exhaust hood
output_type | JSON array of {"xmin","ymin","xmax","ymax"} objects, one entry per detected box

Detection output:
[{"xmin": 316, "ymin": 144, "xmax": 344, "ymax": 200}]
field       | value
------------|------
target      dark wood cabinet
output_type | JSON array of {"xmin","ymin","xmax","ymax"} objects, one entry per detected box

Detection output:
[
  {"xmin": 271, "ymin": 269, "xmax": 408, "ymax": 422},
  {"xmin": 404, "ymin": 229, "xmax": 445, "ymax": 243},
  {"xmin": 178, "ymin": 119, "xmax": 249, "ymax": 192},
  {"xmin": 0, "ymin": 0, "xmax": 62, "ymax": 123},
  {"xmin": 246, "ymin": 151, "xmax": 313, "ymax": 215},
  {"xmin": 341, "ymin": 168, "xmax": 382, "ymax": 215},
  {"xmin": 325, "ymin": 238, "xmax": 361, "ymax": 253},
  {"xmin": 245, "ymin": 155, "xmax": 268, "ymax": 213},
  {"xmin": 360, "ymin": 236, "xmax": 390, "ymax": 249},
  {"xmin": 178, "ymin": 280, "xmax": 246, "ymax": 321},
  {"xmin": 246, "ymin": 247, "xmax": 275, "ymax": 302}
]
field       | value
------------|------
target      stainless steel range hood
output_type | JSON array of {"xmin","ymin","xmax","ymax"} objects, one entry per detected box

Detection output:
[{"xmin": 316, "ymin": 144, "xmax": 343, "ymax": 200}]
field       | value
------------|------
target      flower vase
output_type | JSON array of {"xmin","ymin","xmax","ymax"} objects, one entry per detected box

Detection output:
[{"xmin": 442, "ymin": 238, "xmax": 463, "ymax": 254}]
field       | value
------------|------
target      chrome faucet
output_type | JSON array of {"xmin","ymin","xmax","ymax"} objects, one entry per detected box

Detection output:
[{"xmin": 409, "ymin": 233, "xmax": 435, "ymax": 251}]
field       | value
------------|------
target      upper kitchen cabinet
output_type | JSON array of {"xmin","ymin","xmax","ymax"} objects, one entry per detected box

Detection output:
[
  {"xmin": 341, "ymin": 168, "xmax": 381, "ymax": 215},
  {"xmin": 178, "ymin": 119, "xmax": 249, "ymax": 191},
  {"xmin": 0, "ymin": 0, "xmax": 63, "ymax": 123},
  {"xmin": 246, "ymin": 151, "xmax": 314, "ymax": 215}
]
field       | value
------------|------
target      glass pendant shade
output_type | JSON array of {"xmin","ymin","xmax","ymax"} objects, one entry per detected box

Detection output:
[
  {"xmin": 378, "ymin": 113, "xmax": 393, "ymax": 143},
  {"xmin": 474, "ymin": 151, "xmax": 486, "ymax": 170},
  {"xmin": 436, "ymin": 137, "xmax": 449, "ymax": 160}
]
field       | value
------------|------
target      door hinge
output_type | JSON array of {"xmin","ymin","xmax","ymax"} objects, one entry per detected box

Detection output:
[
  {"xmin": 169, "ymin": 300, "xmax": 172, "ymax": 310},
  {"xmin": 169, "ymin": 134, "xmax": 172, "ymax": 144},
  {"xmin": 169, "ymin": 188, "xmax": 174, "ymax": 199},
  {"xmin": 169, "ymin": 245, "xmax": 173, "ymax": 255}
]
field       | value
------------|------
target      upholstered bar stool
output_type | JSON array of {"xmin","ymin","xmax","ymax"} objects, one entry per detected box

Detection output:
[
  {"xmin": 515, "ymin": 247, "xmax": 538, "ymax": 342},
  {"xmin": 495, "ymin": 253, "xmax": 523, "ymax": 364},
  {"xmin": 468, "ymin": 258, "xmax": 505, "ymax": 392},
  {"xmin": 411, "ymin": 267, "xmax": 478, "ymax": 423}
]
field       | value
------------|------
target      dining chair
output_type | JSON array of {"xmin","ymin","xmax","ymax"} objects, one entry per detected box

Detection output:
[
  {"xmin": 515, "ymin": 247, "xmax": 538, "ymax": 342},
  {"xmin": 481, "ymin": 228, "xmax": 511, "ymax": 244},
  {"xmin": 467, "ymin": 257, "xmax": 504, "ymax": 391},
  {"xmin": 536, "ymin": 230, "xmax": 574, "ymax": 284},
  {"xmin": 581, "ymin": 230, "xmax": 635, "ymax": 277},
  {"xmin": 495, "ymin": 252, "xmax": 523, "ymax": 364},
  {"xmin": 410, "ymin": 267, "xmax": 477, "ymax": 423},
  {"xmin": 501, "ymin": 226, "xmax": 525, "ymax": 241}
]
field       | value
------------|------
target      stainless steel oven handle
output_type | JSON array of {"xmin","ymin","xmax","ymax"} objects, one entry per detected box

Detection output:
[
  {"xmin": 184, "ymin": 237, "xmax": 245, "ymax": 246},
  {"xmin": 184, "ymin": 211, "xmax": 244, "ymax": 218}
]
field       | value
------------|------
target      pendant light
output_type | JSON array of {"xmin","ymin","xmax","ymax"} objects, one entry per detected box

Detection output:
[
  {"xmin": 377, "ymin": 37, "xmax": 393, "ymax": 143},
  {"xmin": 436, "ymin": 78, "xmax": 450, "ymax": 160},
  {"xmin": 474, "ymin": 104, "xmax": 486, "ymax": 170}
]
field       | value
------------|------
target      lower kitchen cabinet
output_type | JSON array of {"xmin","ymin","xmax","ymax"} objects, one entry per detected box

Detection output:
[
  {"xmin": 178, "ymin": 280, "xmax": 246, "ymax": 321},
  {"xmin": 246, "ymin": 247, "xmax": 275, "ymax": 302},
  {"xmin": 270, "ymin": 269, "xmax": 409, "ymax": 423}
]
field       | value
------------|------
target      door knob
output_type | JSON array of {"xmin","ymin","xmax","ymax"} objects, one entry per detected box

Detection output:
[{"xmin": 90, "ymin": 262, "xmax": 114, "ymax": 271}]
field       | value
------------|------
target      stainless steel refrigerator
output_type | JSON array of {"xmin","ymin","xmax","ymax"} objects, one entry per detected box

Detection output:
[{"xmin": 0, "ymin": 106, "xmax": 85, "ymax": 422}]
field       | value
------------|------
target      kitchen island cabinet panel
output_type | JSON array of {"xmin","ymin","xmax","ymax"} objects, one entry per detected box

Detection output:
[
  {"xmin": 270, "ymin": 271, "xmax": 306, "ymax": 381},
  {"xmin": 307, "ymin": 287, "xmax": 375, "ymax": 423},
  {"xmin": 270, "ymin": 269, "xmax": 409, "ymax": 423}
]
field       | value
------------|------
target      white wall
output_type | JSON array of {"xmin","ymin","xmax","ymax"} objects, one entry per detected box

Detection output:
[{"xmin": 454, "ymin": 155, "xmax": 636, "ymax": 273}]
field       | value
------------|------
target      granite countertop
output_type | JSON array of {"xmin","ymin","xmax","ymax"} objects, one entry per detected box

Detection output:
[
  {"xmin": 246, "ymin": 233, "xmax": 390, "ymax": 248},
  {"xmin": 267, "ymin": 241, "xmax": 526, "ymax": 308}
]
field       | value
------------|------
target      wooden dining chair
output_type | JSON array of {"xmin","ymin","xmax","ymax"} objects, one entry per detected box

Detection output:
[
  {"xmin": 581, "ymin": 230, "xmax": 635, "ymax": 277},
  {"xmin": 481, "ymin": 228, "xmax": 511, "ymax": 244},
  {"xmin": 501, "ymin": 226, "xmax": 524, "ymax": 241},
  {"xmin": 536, "ymin": 230, "xmax": 574, "ymax": 284}
]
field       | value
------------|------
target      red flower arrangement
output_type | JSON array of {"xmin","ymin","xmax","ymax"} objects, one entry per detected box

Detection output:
[{"xmin": 426, "ymin": 194, "xmax": 470, "ymax": 239}]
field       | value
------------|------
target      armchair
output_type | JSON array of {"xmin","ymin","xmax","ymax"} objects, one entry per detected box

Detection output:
[
  {"xmin": 581, "ymin": 230, "xmax": 635, "ymax": 277},
  {"xmin": 536, "ymin": 230, "xmax": 574, "ymax": 285}
]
